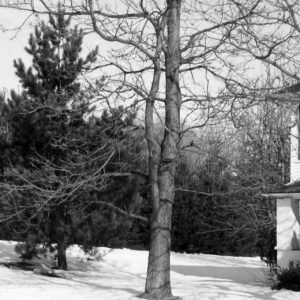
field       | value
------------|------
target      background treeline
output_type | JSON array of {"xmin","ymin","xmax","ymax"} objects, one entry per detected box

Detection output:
[{"xmin": 127, "ymin": 103, "xmax": 291, "ymax": 264}]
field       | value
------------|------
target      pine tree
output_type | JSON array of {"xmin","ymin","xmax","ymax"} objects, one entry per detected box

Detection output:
[
  {"xmin": 1, "ymin": 4, "xmax": 98, "ymax": 270},
  {"xmin": 0, "ymin": 7, "xmax": 144, "ymax": 269},
  {"xmin": 14, "ymin": 5, "xmax": 97, "ymax": 99}
]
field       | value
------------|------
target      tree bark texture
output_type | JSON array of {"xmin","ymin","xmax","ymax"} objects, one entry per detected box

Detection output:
[
  {"xmin": 57, "ymin": 241, "xmax": 67, "ymax": 270},
  {"xmin": 143, "ymin": 1, "xmax": 181, "ymax": 299},
  {"xmin": 54, "ymin": 205, "xmax": 68, "ymax": 270}
]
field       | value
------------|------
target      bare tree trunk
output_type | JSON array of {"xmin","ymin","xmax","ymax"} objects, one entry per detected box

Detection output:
[
  {"xmin": 143, "ymin": 1, "xmax": 181, "ymax": 299},
  {"xmin": 57, "ymin": 241, "xmax": 67, "ymax": 270},
  {"xmin": 55, "ymin": 205, "xmax": 68, "ymax": 270}
]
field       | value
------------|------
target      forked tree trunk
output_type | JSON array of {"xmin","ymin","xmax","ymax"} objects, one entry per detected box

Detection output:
[{"xmin": 143, "ymin": 1, "xmax": 181, "ymax": 299}]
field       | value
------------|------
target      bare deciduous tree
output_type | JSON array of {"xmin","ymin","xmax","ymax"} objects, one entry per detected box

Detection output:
[{"xmin": 1, "ymin": 0, "xmax": 296, "ymax": 298}]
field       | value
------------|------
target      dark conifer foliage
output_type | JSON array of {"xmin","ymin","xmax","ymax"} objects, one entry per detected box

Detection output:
[
  {"xmin": 170, "ymin": 106, "xmax": 289, "ymax": 261},
  {"xmin": 14, "ymin": 5, "xmax": 97, "ymax": 99},
  {"xmin": 0, "ymin": 5, "xmax": 140, "ymax": 270},
  {"xmin": 2, "ymin": 3, "xmax": 97, "ymax": 168}
]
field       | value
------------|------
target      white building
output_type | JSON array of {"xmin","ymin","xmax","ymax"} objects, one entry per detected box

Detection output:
[{"xmin": 268, "ymin": 111, "xmax": 300, "ymax": 267}]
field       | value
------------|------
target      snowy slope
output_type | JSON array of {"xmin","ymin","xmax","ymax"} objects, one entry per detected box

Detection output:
[{"xmin": 0, "ymin": 240, "xmax": 298, "ymax": 300}]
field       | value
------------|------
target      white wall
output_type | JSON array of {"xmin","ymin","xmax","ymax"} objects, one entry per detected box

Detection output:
[
  {"xmin": 290, "ymin": 120, "xmax": 300, "ymax": 182},
  {"xmin": 277, "ymin": 250, "xmax": 300, "ymax": 268},
  {"xmin": 277, "ymin": 198, "xmax": 300, "ymax": 267}
]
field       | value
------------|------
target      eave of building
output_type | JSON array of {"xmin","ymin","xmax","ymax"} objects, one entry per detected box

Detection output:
[
  {"xmin": 264, "ymin": 180, "xmax": 300, "ymax": 199},
  {"xmin": 265, "ymin": 193, "xmax": 300, "ymax": 199}
]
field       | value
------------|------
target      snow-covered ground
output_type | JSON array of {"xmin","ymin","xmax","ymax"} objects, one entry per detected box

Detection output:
[{"xmin": 0, "ymin": 240, "xmax": 298, "ymax": 300}]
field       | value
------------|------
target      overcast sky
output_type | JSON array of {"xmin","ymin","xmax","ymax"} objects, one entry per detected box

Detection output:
[
  {"xmin": 0, "ymin": 8, "xmax": 33, "ymax": 92},
  {"xmin": 0, "ymin": 5, "xmax": 109, "ymax": 93},
  {"xmin": 0, "ymin": 1, "xmax": 266, "ymax": 103}
]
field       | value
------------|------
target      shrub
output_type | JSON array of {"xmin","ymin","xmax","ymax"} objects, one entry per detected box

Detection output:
[
  {"xmin": 14, "ymin": 236, "xmax": 49, "ymax": 261},
  {"xmin": 15, "ymin": 240, "xmax": 38, "ymax": 260},
  {"xmin": 81, "ymin": 246, "xmax": 113, "ymax": 261},
  {"xmin": 271, "ymin": 261, "xmax": 300, "ymax": 291},
  {"xmin": 256, "ymin": 225, "xmax": 277, "ymax": 267}
]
